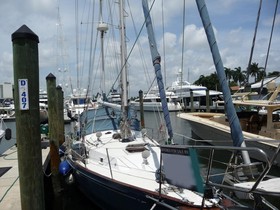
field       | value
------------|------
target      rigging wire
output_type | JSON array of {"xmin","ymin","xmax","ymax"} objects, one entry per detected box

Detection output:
[
  {"xmin": 75, "ymin": 0, "xmax": 80, "ymax": 90},
  {"xmin": 259, "ymin": 0, "xmax": 279, "ymax": 96},
  {"xmin": 80, "ymin": 0, "xmax": 92, "ymax": 93},
  {"xmin": 101, "ymin": 0, "xmax": 182, "ymax": 109},
  {"xmin": 56, "ymin": 0, "xmax": 72, "ymax": 95},
  {"xmin": 245, "ymin": 0, "xmax": 262, "ymax": 85},
  {"xmin": 161, "ymin": 0, "xmax": 166, "ymax": 86},
  {"xmin": 127, "ymin": 0, "xmax": 152, "ymax": 88},
  {"xmin": 86, "ymin": 0, "xmax": 96, "ymax": 97},
  {"xmin": 106, "ymin": 0, "xmax": 121, "ymax": 92},
  {"xmin": 90, "ymin": 30, "xmax": 99, "ymax": 95},
  {"xmin": 75, "ymin": 0, "xmax": 92, "ymax": 93},
  {"xmin": 105, "ymin": 0, "xmax": 158, "ymax": 97},
  {"xmin": 89, "ymin": 0, "xmax": 121, "ymax": 96},
  {"xmin": 181, "ymin": 0, "xmax": 186, "ymax": 78},
  {"xmin": 92, "ymin": 0, "xmax": 159, "ymax": 102}
]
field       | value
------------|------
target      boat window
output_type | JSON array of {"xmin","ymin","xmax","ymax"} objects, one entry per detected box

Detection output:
[
  {"xmin": 273, "ymin": 114, "xmax": 279, "ymax": 122},
  {"xmin": 73, "ymin": 98, "xmax": 86, "ymax": 105}
]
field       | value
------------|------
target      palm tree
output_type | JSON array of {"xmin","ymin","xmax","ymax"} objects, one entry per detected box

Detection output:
[
  {"xmin": 224, "ymin": 67, "xmax": 233, "ymax": 85},
  {"xmin": 256, "ymin": 69, "xmax": 266, "ymax": 82},
  {"xmin": 241, "ymin": 70, "xmax": 248, "ymax": 85},
  {"xmin": 232, "ymin": 67, "xmax": 246, "ymax": 86},
  {"xmin": 249, "ymin": 62, "xmax": 264, "ymax": 82}
]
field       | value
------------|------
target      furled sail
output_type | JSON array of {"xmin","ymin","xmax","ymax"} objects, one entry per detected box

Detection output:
[{"xmin": 142, "ymin": 0, "xmax": 173, "ymax": 142}]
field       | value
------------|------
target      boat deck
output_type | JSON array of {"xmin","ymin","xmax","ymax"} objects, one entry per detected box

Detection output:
[{"xmin": 0, "ymin": 144, "xmax": 49, "ymax": 210}]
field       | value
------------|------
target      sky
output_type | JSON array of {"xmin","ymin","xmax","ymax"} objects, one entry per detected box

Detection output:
[{"xmin": 0, "ymin": 0, "xmax": 279, "ymax": 97}]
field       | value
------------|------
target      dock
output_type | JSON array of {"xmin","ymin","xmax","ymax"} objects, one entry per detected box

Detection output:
[{"xmin": 0, "ymin": 143, "xmax": 49, "ymax": 210}]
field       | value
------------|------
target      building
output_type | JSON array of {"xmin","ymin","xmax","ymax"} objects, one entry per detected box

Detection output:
[{"xmin": 0, "ymin": 82, "xmax": 14, "ymax": 98}]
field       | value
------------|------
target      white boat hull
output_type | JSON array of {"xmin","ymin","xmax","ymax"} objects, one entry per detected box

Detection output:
[
  {"xmin": 178, "ymin": 113, "xmax": 280, "ymax": 166},
  {"xmin": 131, "ymin": 102, "xmax": 182, "ymax": 112},
  {"xmin": 65, "ymin": 129, "xmax": 219, "ymax": 209}
]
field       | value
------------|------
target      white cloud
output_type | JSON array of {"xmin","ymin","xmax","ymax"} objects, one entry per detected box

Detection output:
[
  {"xmin": 161, "ymin": 32, "xmax": 177, "ymax": 49},
  {"xmin": 0, "ymin": 0, "xmax": 278, "ymax": 97},
  {"xmin": 0, "ymin": 52, "xmax": 13, "ymax": 83},
  {"xmin": 182, "ymin": 24, "xmax": 208, "ymax": 49}
]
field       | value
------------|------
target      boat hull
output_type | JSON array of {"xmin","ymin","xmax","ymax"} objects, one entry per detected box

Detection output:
[
  {"xmin": 67, "ymin": 159, "xmax": 197, "ymax": 210},
  {"xmin": 131, "ymin": 102, "xmax": 182, "ymax": 112},
  {"xmin": 179, "ymin": 113, "xmax": 280, "ymax": 166}
]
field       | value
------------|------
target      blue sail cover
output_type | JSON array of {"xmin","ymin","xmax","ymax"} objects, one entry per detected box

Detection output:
[
  {"xmin": 196, "ymin": 0, "xmax": 244, "ymax": 147},
  {"xmin": 142, "ymin": 0, "xmax": 173, "ymax": 140}
]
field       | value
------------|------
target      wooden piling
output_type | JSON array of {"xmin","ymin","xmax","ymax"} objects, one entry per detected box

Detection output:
[
  {"xmin": 139, "ymin": 90, "xmax": 145, "ymax": 128},
  {"xmin": 56, "ymin": 86, "xmax": 65, "ymax": 146},
  {"xmin": 206, "ymin": 89, "xmax": 210, "ymax": 112},
  {"xmin": 46, "ymin": 74, "xmax": 62, "ymax": 209},
  {"xmin": 12, "ymin": 24, "xmax": 45, "ymax": 210},
  {"xmin": 190, "ymin": 90, "xmax": 194, "ymax": 112}
]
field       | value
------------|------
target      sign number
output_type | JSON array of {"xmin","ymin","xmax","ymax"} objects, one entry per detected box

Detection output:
[{"xmin": 18, "ymin": 79, "xmax": 29, "ymax": 110}]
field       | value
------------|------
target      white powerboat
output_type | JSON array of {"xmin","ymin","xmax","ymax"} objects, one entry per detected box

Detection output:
[
  {"xmin": 166, "ymin": 69, "xmax": 224, "ymax": 112},
  {"xmin": 131, "ymin": 90, "xmax": 182, "ymax": 112}
]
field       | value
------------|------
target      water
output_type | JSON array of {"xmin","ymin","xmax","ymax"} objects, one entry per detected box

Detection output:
[
  {"xmin": 0, "ymin": 118, "xmax": 17, "ymax": 155},
  {"xmin": 0, "ymin": 118, "xmax": 73, "ymax": 155},
  {"xmin": 3, "ymin": 112, "xmax": 280, "ymax": 209},
  {"xmin": 139, "ymin": 111, "xmax": 192, "ymax": 144}
]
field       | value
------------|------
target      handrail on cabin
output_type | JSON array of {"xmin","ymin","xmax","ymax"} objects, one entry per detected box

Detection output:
[{"xmin": 181, "ymin": 144, "xmax": 280, "ymax": 196}]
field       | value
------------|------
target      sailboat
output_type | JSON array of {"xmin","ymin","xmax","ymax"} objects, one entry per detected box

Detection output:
[{"xmin": 61, "ymin": 0, "xmax": 253, "ymax": 209}]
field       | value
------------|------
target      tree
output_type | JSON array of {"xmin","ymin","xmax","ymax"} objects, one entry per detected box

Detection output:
[
  {"xmin": 232, "ymin": 67, "xmax": 246, "ymax": 86},
  {"xmin": 224, "ymin": 67, "xmax": 233, "ymax": 85},
  {"xmin": 196, "ymin": 75, "xmax": 205, "ymax": 85},
  {"xmin": 256, "ymin": 69, "xmax": 266, "ymax": 82},
  {"xmin": 267, "ymin": 71, "xmax": 280, "ymax": 77},
  {"xmin": 249, "ymin": 62, "xmax": 264, "ymax": 82},
  {"xmin": 194, "ymin": 73, "xmax": 220, "ymax": 91},
  {"xmin": 193, "ymin": 62, "xmax": 268, "ymax": 91}
]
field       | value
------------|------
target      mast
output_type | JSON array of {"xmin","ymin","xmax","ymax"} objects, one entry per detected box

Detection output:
[
  {"xmin": 56, "ymin": 3, "xmax": 68, "ymax": 92},
  {"xmin": 142, "ymin": 0, "xmax": 173, "ymax": 141},
  {"xmin": 246, "ymin": 0, "xmax": 262, "ymax": 85},
  {"xmin": 196, "ymin": 0, "xmax": 250, "ymax": 164},
  {"xmin": 119, "ymin": 0, "xmax": 131, "ymax": 139},
  {"xmin": 97, "ymin": 0, "xmax": 108, "ymax": 94}
]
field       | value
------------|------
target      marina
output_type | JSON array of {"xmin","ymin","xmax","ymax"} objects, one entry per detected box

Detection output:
[
  {"xmin": 1, "ymin": 113, "xmax": 280, "ymax": 209},
  {"xmin": 59, "ymin": 1, "xmax": 231, "ymax": 208},
  {"xmin": 178, "ymin": 84, "xmax": 280, "ymax": 166},
  {"xmin": 0, "ymin": 0, "xmax": 279, "ymax": 209}
]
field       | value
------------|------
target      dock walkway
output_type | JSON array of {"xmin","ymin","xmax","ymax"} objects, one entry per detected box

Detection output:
[{"xmin": 0, "ymin": 144, "xmax": 49, "ymax": 210}]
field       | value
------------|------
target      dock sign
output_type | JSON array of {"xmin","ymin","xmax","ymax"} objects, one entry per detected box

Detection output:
[{"xmin": 18, "ymin": 79, "xmax": 29, "ymax": 110}]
